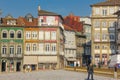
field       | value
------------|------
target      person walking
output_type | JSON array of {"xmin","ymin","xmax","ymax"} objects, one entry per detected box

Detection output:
[{"xmin": 87, "ymin": 63, "xmax": 94, "ymax": 80}]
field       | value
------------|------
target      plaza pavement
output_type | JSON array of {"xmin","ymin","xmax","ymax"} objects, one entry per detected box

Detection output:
[{"xmin": 0, "ymin": 70, "xmax": 119, "ymax": 80}]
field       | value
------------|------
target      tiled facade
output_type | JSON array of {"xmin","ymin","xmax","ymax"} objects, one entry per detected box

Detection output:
[
  {"xmin": 64, "ymin": 25, "xmax": 77, "ymax": 67},
  {"xmin": 0, "ymin": 15, "xmax": 23, "ymax": 72}
]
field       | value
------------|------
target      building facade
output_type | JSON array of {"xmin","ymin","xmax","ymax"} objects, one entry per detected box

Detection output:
[
  {"xmin": 0, "ymin": 15, "xmax": 23, "ymax": 72},
  {"xmin": 64, "ymin": 14, "xmax": 85, "ymax": 66},
  {"xmin": 114, "ymin": 10, "xmax": 120, "ymax": 53},
  {"xmin": 75, "ymin": 32, "xmax": 86, "ymax": 66},
  {"xmin": 80, "ymin": 16, "xmax": 91, "ymax": 64},
  {"xmin": 37, "ymin": 6, "xmax": 65, "ymax": 69},
  {"xmin": 63, "ymin": 25, "xmax": 77, "ymax": 67},
  {"xmin": 91, "ymin": 0, "xmax": 120, "ymax": 66}
]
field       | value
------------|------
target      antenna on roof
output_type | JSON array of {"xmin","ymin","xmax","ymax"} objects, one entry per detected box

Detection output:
[{"xmin": 38, "ymin": 5, "xmax": 41, "ymax": 11}]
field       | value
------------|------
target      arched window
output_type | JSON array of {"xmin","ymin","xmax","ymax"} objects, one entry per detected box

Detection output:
[
  {"xmin": 2, "ymin": 31, "xmax": 7, "ymax": 38},
  {"xmin": 17, "ymin": 45, "xmax": 22, "ymax": 54},
  {"xmin": 10, "ymin": 46, "xmax": 14, "ymax": 54},
  {"xmin": 2, "ymin": 45, "xmax": 7, "ymax": 54},
  {"xmin": 10, "ymin": 31, "xmax": 14, "ymax": 38},
  {"xmin": 17, "ymin": 31, "xmax": 22, "ymax": 38}
]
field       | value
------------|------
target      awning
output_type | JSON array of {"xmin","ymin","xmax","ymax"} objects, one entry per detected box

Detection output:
[{"xmin": 24, "ymin": 56, "xmax": 38, "ymax": 65}]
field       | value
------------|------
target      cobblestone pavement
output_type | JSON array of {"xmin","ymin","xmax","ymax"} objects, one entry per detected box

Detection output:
[{"xmin": 0, "ymin": 70, "xmax": 119, "ymax": 80}]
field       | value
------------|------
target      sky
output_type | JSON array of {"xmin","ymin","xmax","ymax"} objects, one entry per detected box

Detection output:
[{"xmin": 0, "ymin": 0, "xmax": 105, "ymax": 18}]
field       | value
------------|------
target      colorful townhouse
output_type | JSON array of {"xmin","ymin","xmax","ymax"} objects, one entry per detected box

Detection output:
[
  {"xmin": 21, "ymin": 6, "xmax": 65, "ymax": 71},
  {"xmin": 37, "ymin": 6, "xmax": 65, "ymax": 69},
  {"xmin": 0, "ymin": 15, "xmax": 23, "ymax": 72}
]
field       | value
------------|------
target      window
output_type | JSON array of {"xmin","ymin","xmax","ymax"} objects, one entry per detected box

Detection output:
[
  {"xmin": 102, "ymin": 54, "xmax": 107, "ymax": 65},
  {"xmin": 32, "ymin": 31, "xmax": 37, "ymax": 39},
  {"xmin": 33, "ymin": 44, "xmax": 37, "ymax": 51},
  {"xmin": 110, "ymin": 45, "xmax": 115, "ymax": 49},
  {"xmin": 95, "ymin": 45, "xmax": 100, "ymax": 49},
  {"xmin": 45, "ymin": 43, "xmax": 50, "ymax": 52},
  {"xmin": 94, "ymin": 21, "xmax": 100, "ymax": 27},
  {"xmin": 10, "ymin": 46, "xmax": 14, "ymax": 54},
  {"xmin": 39, "ymin": 31, "xmax": 44, "ymax": 40},
  {"xmin": 10, "ymin": 31, "xmax": 14, "ymax": 38},
  {"xmin": 109, "ymin": 21, "xmax": 115, "ymax": 27},
  {"xmin": 45, "ymin": 31, "xmax": 50, "ymax": 40},
  {"xmin": 51, "ymin": 31, "xmax": 56, "ymax": 40},
  {"xmin": 110, "ymin": 34, "xmax": 115, "ymax": 40},
  {"xmin": 2, "ymin": 31, "xmax": 7, "ymax": 38},
  {"xmin": 9, "ymin": 60, "xmax": 14, "ymax": 71},
  {"xmin": 102, "ymin": 21, "xmax": 107, "ymax": 27},
  {"xmin": 2, "ymin": 45, "xmax": 7, "ymax": 54},
  {"xmin": 102, "ymin": 45, "xmax": 107, "ymax": 49},
  {"xmin": 95, "ymin": 54, "xmax": 100, "ymax": 65},
  {"xmin": 102, "ymin": 33, "xmax": 107, "ymax": 40},
  {"xmin": 26, "ymin": 31, "xmax": 31, "ymax": 39},
  {"xmin": 94, "ymin": 33, "xmax": 100, "ymax": 41},
  {"xmin": 17, "ymin": 31, "xmax": 22, "ymax": 38},
  {"xmin": 17, "ymin": 45, "xmax": 21, "ymax": 54},
  {"xmin": 39, "ymin": 43, "xmax": 44, "ymax": 53},
  {"xmin": 51, "ymin": 43, "xmax": 56, "ymax": 52},
  {"xmin": 46, "ymin": 17, "xmax": 55, "ymax": 25},
  {"xmin": 109, "ymin": 7, "xmax": 114, "ymax": 14},
  {"xmin": 102, "ymin": 8, "xmax": 107, "ymax": 16},
  {"xmin": 95, "ymin": 8, "xmax": 100, "ymax": 15},
  {"xmin": 28, "ymin": 18, "xmax": 32, "ymax": 22},
  {"xmin": 26, "ymin": 44, "xmax": 30, "ymax": 51}
]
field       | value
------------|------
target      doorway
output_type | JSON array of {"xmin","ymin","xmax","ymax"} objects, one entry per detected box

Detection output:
[
  {"xmin": 16, "ymin": 62, "xmax": 21, "ymax": 71},
  {"xmin": 1, "ymin": 60, "xmax": 6, "ymax": 72}
]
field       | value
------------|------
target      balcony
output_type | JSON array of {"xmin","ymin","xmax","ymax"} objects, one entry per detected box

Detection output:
[
  {"xmin": 1, "ymin": 53, "xmax": 23, "ymax": 58},
  {"xmin": 1, "ymin": 54, "xmax": 7, "ymax": 57}
]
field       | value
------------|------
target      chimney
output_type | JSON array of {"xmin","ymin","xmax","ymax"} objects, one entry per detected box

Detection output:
[{"xmin": 38, "ymin": 5, "xmax": 41, "ymax": 11}]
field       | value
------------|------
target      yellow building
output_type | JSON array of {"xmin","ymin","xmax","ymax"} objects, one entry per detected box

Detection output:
[{"xmin": 91, "ymin": 0, "xmax": 120, "ymax": 66}]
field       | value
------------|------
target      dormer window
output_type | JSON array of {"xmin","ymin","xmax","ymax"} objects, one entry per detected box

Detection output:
[
  {"xmin": 25, "ymin": 13, "xmax": 33, "ymax": 22},
  {"xmin": 7, "ymin": 20, "xmax": 16, "ymax": 25},
  {"xmin": 28, "ymin": 18, "xmax": 32, "ymax": 22}
]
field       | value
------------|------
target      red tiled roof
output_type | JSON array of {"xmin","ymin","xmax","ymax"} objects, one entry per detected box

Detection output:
[
  {"xmin": 63, "ymin": 24, "xmax": 74, "ymax": 31},
  {"xmin": 64, "ymin": 14, "xmax": 83, "ymax": 32},
  {"xmin": 18, "ymin": 17, "xmax": 38, "ymax": 27}
]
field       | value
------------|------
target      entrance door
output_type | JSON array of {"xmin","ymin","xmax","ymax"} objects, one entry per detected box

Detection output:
[
  {"xmin": 1, "ymin": 60, "xmax": 6, "ymax": 72},
  {"xmin": 16, "ymin": 62, "xmax": 21, "ymax": 71}
]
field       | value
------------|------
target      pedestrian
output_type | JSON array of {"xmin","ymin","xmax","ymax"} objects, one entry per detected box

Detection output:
[{"xmin": 87, "ymin": 63, "xmax": 94, "ymax": 80}]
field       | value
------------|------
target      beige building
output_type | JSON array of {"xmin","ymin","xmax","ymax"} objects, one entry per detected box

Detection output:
[{"xmin": 91, "ymin": 0, "xmax": 120, "ymax": 66}]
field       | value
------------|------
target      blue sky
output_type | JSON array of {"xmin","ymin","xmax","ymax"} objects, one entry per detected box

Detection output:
[{"xmin": 0, "ymin": 0, "xmax": 105, "ymax": 18}]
